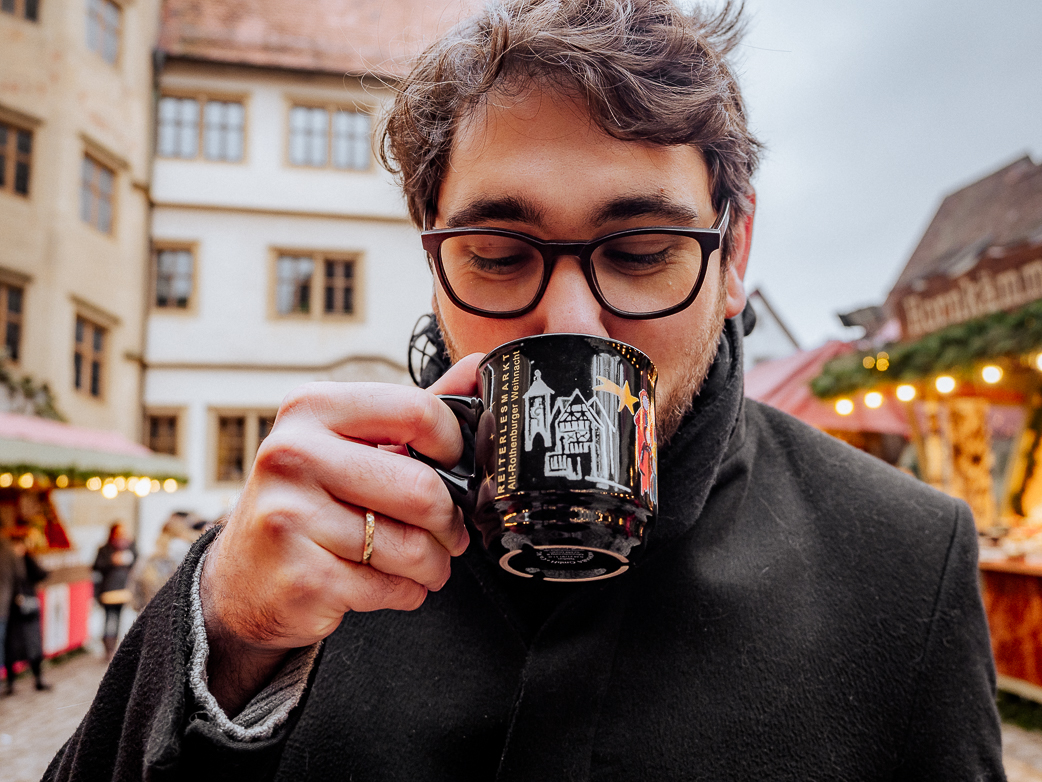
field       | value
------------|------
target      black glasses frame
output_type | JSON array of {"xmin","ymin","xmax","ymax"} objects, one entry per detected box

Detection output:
[{"xmin": 420, "ymin": 202, "xmax": 730, "ymax": 320}]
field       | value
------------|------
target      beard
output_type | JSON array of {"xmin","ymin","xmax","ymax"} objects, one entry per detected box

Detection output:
[{"xmin": 433, "ymin": 277, "xmax": 728, "ymax": 447}]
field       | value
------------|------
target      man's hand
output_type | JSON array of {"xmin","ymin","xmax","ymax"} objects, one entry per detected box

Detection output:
[{"xmin": 200, "ymin": 354, "xmax": 483, "ymax": 714}]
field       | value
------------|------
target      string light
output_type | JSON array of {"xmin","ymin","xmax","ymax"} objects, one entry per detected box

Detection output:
[
  {"xmin": 150, "ymin": 479, "xmax": 161, "ymax": 493},
  {"xmin": 935, "ymin": 376, "xmax": 956, "ymax": 394},
  {"xmin": 863, "ymin": 356, "xmax": 875, "ymax": 369},
  {"xmin": 0, "ymin": 473, "xmax": 12, "ymax": 488},
  {"xmin": 114, "ymin": 476, "xmax": 127, "ymax": 491},
  {"xmin": 86, "ymin": 476, "xmax": 102, "ymax": 491},
  {"xmin": 134, "ymin": 479, "xmax": 151, "ymax": 498},
  {"xmin": 835, "ymin": 399, "xmax": 854, "ymax": 416},
  {"xmin": 982, "ymin": 365, "xmax": 1002, "ymax": 384},
  {"xmin": 876, "ymin": 352, "xmax": 890, "ymax": 371},
  {"xmin": 101, "ymin": 483, "xmax": 118, "ymax": 499},
  {"xmin": 1036, "ymin": 353, "xmax": 1042, "ymax": 372},
  {"xmin": 896, "ymin": 384, "xmax": 917, "ymax": 402},
  {"xmin": 864, "ymin": 391, "xmax": 883, "ymax": 409},
  {"xmin": 56, "ymin": 475, "xmax": 69, "ymax": 488},
  {"xmin": 163, "ymin": 479, "xmax": 178, "ymax": 493},
  {"xmin": 18, "ymin": 473, "xmax": 33, "ymax": 489}
]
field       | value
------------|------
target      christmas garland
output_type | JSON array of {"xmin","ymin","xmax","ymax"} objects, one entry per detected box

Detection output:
[{"xmin": 811, "ymin": 298, "xmax": 1042, "ymax": 399}]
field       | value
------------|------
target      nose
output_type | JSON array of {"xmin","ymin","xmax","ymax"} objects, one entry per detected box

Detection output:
[{"xmin": 531, "ymin": 256, "xmax": 611, "ymax": 337}]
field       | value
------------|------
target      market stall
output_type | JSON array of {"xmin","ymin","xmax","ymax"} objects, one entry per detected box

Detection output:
[
  {"xmin": 811, "ymin": 155, "xmax": 1042, "ymax": 697},
  {"xmin": 0, "ymin": 412, "xmax": 186, "ymax": 658}
]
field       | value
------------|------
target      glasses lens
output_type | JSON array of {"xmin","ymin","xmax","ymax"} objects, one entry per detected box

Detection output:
[
  {"xmin": 438, "ymin": 233, "xmax": 544, "ymax": 313},
  {"xmin": 591, "ymin": 232, "xmax": 704, "ymax": 314}
]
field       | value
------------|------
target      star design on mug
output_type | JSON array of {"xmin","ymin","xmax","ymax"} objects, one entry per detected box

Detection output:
[{"xmin": 594, "ymin": 376, "xmax": 639, "ymax": 414}]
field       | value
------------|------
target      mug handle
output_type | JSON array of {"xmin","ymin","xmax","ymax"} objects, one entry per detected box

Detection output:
[{"xmin": 406, "ymin": 394, "xmax": 484, "ymax": 512}]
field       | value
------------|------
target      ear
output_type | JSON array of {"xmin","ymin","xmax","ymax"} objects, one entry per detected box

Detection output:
[{"xmin": 723, "ymin": 191, "xmax": 755, "ymax": 319}]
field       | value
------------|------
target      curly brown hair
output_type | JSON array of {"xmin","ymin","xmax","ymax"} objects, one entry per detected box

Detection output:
[{"xmin": 379, "ymin": 0, "xmax": 761, "ymax": 256}]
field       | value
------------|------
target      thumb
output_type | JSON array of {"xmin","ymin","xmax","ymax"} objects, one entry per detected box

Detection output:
[{"xmin": 428, "ymin": 353, "xmax": 483, "ymax": 398}]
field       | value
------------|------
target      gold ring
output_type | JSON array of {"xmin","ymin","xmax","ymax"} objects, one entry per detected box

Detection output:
[{"xmin": 362, "ymin": 510, "xmax": 376, "ymax": 565}]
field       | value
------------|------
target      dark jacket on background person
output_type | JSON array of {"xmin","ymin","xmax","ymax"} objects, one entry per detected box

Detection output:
[
  {"xmin": 44, "ymin": 321, "xmax": 1005, "ymax": 781},
  {"xmin": 5, "ymin": 548, "xmax": 47, "ymax": 666},
  {"xmin": 93, "ymin": 540, "xmax": 137, "ymax": 597}
]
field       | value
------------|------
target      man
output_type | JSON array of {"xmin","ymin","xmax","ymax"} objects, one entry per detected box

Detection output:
[{"xmin": 48, "ymin": 0, "xmax": 1004, "ymax": 779}]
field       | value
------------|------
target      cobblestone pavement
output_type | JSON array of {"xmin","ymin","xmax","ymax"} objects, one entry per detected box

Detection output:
[{"xmin": 4, "ymin": 650, "xmax": 1042, "ymax": 781}]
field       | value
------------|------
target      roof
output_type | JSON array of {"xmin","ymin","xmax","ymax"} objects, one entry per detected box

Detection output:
[
  {"xmin": 158, "ymin": 0, "xmax": 480, "ymax": 78},
  {"xmin": 886, "ymin": 155, "xmax": 1042, "ymax": 309},
  {"xmin": 0, "ymin": 412, "xmax": 187, "ymax": 482},
  {"xmin": 745, "ymin": 341, "xmax": 909, "ymax": 436}
]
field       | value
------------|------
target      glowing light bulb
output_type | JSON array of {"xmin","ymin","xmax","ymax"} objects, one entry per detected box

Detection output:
[
  {"xmin": 935, "ymin": 376, "xmax": 956, "ymax": 394},
  {"xmin": 18, "ymin": 473, "xmax": 33, "ymax": 489},
  {"xmin": 0, "ymin": 473, "xmax": 12, "ymax": 488},
  {"xmin": 56, "ymin": 475, "xmax": 69, "ymax": 489},
  {"xmin": 86, "ymin": 476, "xmax": 102, "ymax": 491},
  {"xmin": 862, "ymin": 356, "xmax": 875, "ymax": 369},
  {"xmin": 896, "ymin": 385, "xmax": 916, "ymax": 402},
  {"xmin": 1036, "ymin": 354, "xmax": 1042, "ymax": 372},
  {"xmin": 150, "ymin": 479, "xmax": 161, "ymax": 493},
  {"xmin": 163, "ymin": 478, "xmax": 178, "ymax": 493},
  {"xmin": 134, "ymin": 479, "xmax": 151, "ymax": 498},
  {"xmin": 102, "ymin": 483, "xmax": 118, "ymax": 499},
  {"xmin": 864, "ymin": 391, "xmax": 883, "ymax": 409},
  {"xmin": 835, "ymin": 399, "xmax": 854, "ymax": 416},
  {"xmin": 114, "ymin": 476, "xmax": 127, "ymax": 491},
  {"xmin": 982, "ymin": 365, "xmax": 1002, "ymax": 384}
]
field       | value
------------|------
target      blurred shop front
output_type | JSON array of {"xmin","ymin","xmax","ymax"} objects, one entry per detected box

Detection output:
[
  {"xmin": 811, "ymin": 155, "xmax": 1042, "ymax": 700},
  {"xmin": 0, "ymin": 412, "xmax": 185, "ymax": 657}
]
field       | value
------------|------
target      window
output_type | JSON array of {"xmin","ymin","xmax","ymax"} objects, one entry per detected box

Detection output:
[
  {"xmin": 157, "ymin": 95, "xmax": 245, "ymax": 162},
  {"xmin": 1, "ymin": 0, "xmax": 39, "ymax": 22},
  {"xmin": 0, "ymin": 283, "xmax": 23, "ymax": 363},
  {"xmin": 86, "ymin": 0, "xmax": 120, "ymax": 64},
  {"xmin": 73, "ymin": 315, "xmax": 106, "ymax": 398},
  {"xmin": 274, "ymin": 252, "xmax": 359, "ymax": 318},
  {"xmin": 81, "ymin": 154, "xmax": 114, "ymax": 233},
  {"xmin": 214, "ymin": 412, "xmax": 277, "ymax": 483},
  {"xmin": 147, "ymin": 414, "xmax": 178, "ymax": 455},
  {"xmin": 153, "ymin": 246, "xmax": 194, "ymax": 309},
  {"xmin": 0, "ymin": 121, "xmax": 32, "ymax": 197},
  {"xmin": 288, "ymin": 106, "xmax": 370, "ymax": 171}
]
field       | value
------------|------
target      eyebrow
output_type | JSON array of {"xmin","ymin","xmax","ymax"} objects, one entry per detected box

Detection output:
[
  {"xmin": 444, "ymin": 196, "xmax": 546, "ymax": 229},
  {"xmin": 442, "ymin": 192, "xmax": 703, "ymax": 230},
  {"xmin": 591, "ymin": 194, "xmax": 702, "ymax": 227}
]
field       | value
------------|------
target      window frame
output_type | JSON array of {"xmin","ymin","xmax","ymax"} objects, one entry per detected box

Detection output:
[
  {"xmin": 144, "ymin": 408, "xmax": 184, "ymax": 457},
  {"xmin": 72, "ymin": 313, "xmax": 108, "ymax": 400},
  {"xmin": 85, "ymin": 0, "xmax": 122, "ymax": 66},
  {"xmin": 151, "ymin": 241, "xmax": 198, "ymax": 313},
  {"xmin": 269, "ymin": 248, "xmax": 365, "ymax": 323},
  {"xmin": 80, "ymin": 152, "xmax": 117, "ymax": 235},
  {"xmin": 209, "ymin": 408, "xmax": 278, "ymax": 487},
  {"xmin": 1, "ymin": 0, "xmax": 40, "ymax": 22},
  {"xmin": 0, "ymin": 118, "xmax": 33, "ymax": 199},
  {"xmin": 284, "ymin": 100, "xmax": 373, "ymax": 173},
  {"xmin": 0, "ymin": 268, "xmax": 29, "ymax": 366},
  {"xmin": 156, "ymin": 90, "xmax": 250, "ymax": 164}
]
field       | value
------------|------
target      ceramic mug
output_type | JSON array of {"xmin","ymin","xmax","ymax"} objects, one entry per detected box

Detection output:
[{"xmin": 414, "ymin": 333, "xmax": 658, "ymax": 582}]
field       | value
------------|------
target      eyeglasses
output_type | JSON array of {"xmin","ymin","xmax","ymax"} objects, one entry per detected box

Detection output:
[{"xmin": 420, "ymin": 202, "xmax": 729, "ymax": 320}]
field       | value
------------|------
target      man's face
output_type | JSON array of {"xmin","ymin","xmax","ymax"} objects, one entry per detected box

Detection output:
[{"xmin": 433, "ymin": 86, "xmax": 749, "ymax": 440}]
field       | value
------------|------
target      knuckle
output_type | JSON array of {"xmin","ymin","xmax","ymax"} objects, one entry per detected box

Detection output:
[
  {"xmin": 399, "ymin": 390, "xmax": 444, "ymax": 441},
  {"xmin": 253, "ymin": 438, "xmax": 312, "ymax": 478},
  {"xmin": 408, "ymin": 465, "xmax": 451, "ymax": 521},
  {"xmin": 255, "ymin": 507, "xmax": 302, "ymax": 543},
  {"xmin": 393, "ymin": 524, "xmax": 432, "ymax": 571}
]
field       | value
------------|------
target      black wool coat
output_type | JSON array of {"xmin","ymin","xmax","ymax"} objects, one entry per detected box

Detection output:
[{"xmin": 46, "ymin": 321, "xmax": 1005, "ymax": 781}]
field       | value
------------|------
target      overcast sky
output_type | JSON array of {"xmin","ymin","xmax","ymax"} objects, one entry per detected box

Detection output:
[{"xmin": 732, "ymin": 0, "xmax": 1041, "ymax": 347}]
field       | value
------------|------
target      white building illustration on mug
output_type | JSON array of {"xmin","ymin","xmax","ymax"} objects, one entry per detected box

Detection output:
[{"xmin": 523, "ymin": 369, "xmax": 619, "ymax": 485}]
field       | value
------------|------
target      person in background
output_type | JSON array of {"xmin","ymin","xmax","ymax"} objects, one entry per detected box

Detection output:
[
  {"xmin": 130, "ymin": 512, "xmax": 205, "ymax": 610},
  {"xmin": 2, "ymin": 527, "xmax": 50, "ymax": 694},
  {"xmin": 0, "ymin": 532, "xmax": 17, "ymax": 691},
  {"xmin": 92, "ymin": 522, "xmax": 137, "ymax": 660}
]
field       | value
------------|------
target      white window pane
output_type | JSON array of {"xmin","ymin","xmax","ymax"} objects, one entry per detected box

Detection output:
[
  {"xmin": 98, "ymin": 199, "xmax": 111, "ymax": 233},
  {"xmin": 289, "ymin": 132, "xmax": 306, "ymax": 165},
  {"xmin": 227, "ymin": 103, "xmax": 244, "ymax": 129},
  {"xmin": 290, "ymin": 107, "xmax": 307, "ymax": 132},
  {"xmin": 158, "ymin": 97, "xmax": 178, "ymax": 121},
  {"xmin": 225, "ymin": 128, "xmax": 243, "ymax": 162},
  {"xmin": 182, "ymin": 98, "xmax": 199, "ymax": 124}
]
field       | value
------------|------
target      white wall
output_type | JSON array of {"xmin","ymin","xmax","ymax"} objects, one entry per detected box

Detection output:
[{"xmin": 141, "ymin": 64, "xmax": 435, "ymax": 550}]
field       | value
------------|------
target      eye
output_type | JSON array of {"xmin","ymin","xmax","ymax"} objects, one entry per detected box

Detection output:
[
  {"xmin": 596, "ymin": 234, "xmax": 684, "ymax": 273},
  {"xmin": 442, "ymin": 235, "xmax": 540, "ymax": 275}
]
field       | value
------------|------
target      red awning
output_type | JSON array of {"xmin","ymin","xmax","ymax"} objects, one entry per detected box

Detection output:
[{"xmin": 745, "ymin": 341, "xmax": 910, "ymax": 436}]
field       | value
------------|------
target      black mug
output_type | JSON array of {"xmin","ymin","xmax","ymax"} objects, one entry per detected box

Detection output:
[{"xmin": 415, "ymin": 333, "xmax": 658, "ymax": 582}]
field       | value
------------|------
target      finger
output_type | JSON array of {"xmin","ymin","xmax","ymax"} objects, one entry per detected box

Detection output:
[
  {"xmin": 308, "ymin": 505, "xmax": 454, "ymax": 591},
  {"xmin": 428, "ymin": 352, "xmax": 483, "ymax": 397},
  {"xmin": 278, "ymin": 382, "xmax": 465, "ymax": 468},
  {"xmin": 254, "ymin": 431, "xmax": 469, "ymax": 556}
]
